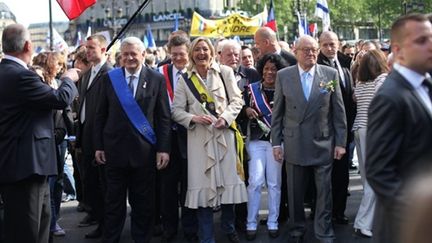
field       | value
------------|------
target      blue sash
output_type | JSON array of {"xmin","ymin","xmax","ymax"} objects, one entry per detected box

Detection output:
[
  {"xmin": 249, "ymin": 82, "xmax": 272, "ymax": 127},
  {"xmin": 108, "ymin": 68, "xmax": 156, "ymax": 145}
]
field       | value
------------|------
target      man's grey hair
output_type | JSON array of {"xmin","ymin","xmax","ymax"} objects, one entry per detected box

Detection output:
[
  {"xmin": 121, "ymin": 37, "xmax": 145, "ymax": 53},
  {"xmin": 2, "ymin": 24, "xmax": 31, "ymax": 53},
  {"xmin": 220, "ymin": 39, "xmax": 241, "ymax": 53}
]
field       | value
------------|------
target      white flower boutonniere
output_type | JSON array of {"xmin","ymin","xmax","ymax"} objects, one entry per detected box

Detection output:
[{"xmin": 319, "ymin": 80, "xmax": 338, "ymax": 94}]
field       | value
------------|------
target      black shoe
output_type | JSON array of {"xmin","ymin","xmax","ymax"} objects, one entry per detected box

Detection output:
[
  {"xmin": 332, "ymin": 214, "xmax": 349, "ymax": 224},
  {"xmin": 84, "ymin": 227, "xmax": 102, "ymax": 239},
  {"xmin": 246, "ymin": 230, "xmax": 257, "ymax": 241},
  {"xmin": 268, "ymin": 229, "xmax": 279, "ymax": 238},
  {"xmin": 184, "ymin": 233, "xmax": 198, "ymax": 242},
  {"xmin": 227, "ymin": 232, "xmax": 240, "ymax": 243},
  {"xmin": 235, "ymin": 220, "xmax": 247, "ymax": 232},
  {"xmin": 78, "ymin": 215, "xmax": 97, "ymax": 227}
]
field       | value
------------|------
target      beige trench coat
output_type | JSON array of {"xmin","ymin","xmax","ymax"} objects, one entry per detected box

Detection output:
[{"xmin": 172, "ymin": 62, "xmax": 248, "ymax": 209}]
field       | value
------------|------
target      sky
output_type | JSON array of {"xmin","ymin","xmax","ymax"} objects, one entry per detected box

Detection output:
[{"xmin": 2, "ymin": 0, "xmax": 69, "ymax": 27}]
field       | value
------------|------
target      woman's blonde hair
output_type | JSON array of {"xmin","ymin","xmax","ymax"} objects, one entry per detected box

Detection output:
[{"xmin": 188, "ymin": 37, "xmax": 215, "ymax": 70}]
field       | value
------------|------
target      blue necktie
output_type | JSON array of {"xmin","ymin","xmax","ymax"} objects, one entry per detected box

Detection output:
[
  {"xmin": 128, "ymin": 75, "xmax": 135, "ymax": 97},
  {"xmin": 301, "ymin": 72, "xmax": 311, "ymax": 100}
]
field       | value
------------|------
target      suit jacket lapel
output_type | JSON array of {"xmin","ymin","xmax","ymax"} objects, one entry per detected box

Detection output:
[
  {"xmin": 136, "ymin": 65, "xmax": 149, "ymax": 100},
  {"xmin": 394, "ymin": 71, "xmax": 432, "ymax": 121},
  {"xmin": 87, "ymin": 62, "xmax": 108, "ymax": 91},
  {"xmin": 289, "ymin": 67, "xmax": 308, "ymax": 120},
  {"xmin": 303, "ymin": 66, "xmax": 322, "ymax": 117}
]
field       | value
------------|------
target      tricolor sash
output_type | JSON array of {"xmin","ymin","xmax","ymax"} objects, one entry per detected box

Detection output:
[
  {"xmin": 249, "ymin": 82, "xmax": 272, "ymax": 128},
  {"xmin": 160, "ymin": 64, "xmax": 174, "ymax": 107},
  {"xmin": 108, "ymin": 68, "xmax": 156, "ymax": 145},
  {"xmin": 182, "ymin": 72, "xmax": 245, "ymax": 181}
]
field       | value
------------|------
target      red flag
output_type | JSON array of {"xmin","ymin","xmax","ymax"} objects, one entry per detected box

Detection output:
[
  {"xmin": 57, "ymin": 0, "xmax": 96, "ymax": 20},
  {"xmin": 265, "ymin": 0, "xmax": 277, "ymax": 32}
]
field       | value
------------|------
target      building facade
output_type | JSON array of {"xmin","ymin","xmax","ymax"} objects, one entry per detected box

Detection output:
[{"xmin": 69, "ymin": 0, "xmax": 240, "ymax": 47}]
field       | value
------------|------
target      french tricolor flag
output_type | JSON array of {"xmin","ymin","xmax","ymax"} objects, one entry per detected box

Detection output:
[{"xmin": 265, "ymin": 0, "xmax": 277, "ymax": 32}]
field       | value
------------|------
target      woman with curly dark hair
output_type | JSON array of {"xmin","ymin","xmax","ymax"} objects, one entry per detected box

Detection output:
[{"xmin": 243, "ymin": 53, "xmax": 287, "ymax": 240}]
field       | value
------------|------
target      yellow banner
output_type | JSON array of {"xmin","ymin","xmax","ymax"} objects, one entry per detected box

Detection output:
[{"xmin": 190, "ymin": 12, "xmax": 265, "ymax": 38}]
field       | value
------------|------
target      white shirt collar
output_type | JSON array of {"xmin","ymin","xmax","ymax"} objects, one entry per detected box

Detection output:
[
  {"xmin": 298, "ymin": 65, "xmax": 316, "ymax": 77},
  {"xmin": 125, "ymin": 65, "xmax": 142, "ymax": 79},
  {"xmin": 91, "ymin": 60, "xmax": 105, "ymax": 75},
  {"xmin": 393, "ymin": 62, "xmax": 427, "ymax": 89},
  {"xmin": 172, "ymin": 65, "xmax": 187, "ymax": 75},
  {"xmin": 3, "ymin": 54, "xmax": 28, "ymax": 69}
]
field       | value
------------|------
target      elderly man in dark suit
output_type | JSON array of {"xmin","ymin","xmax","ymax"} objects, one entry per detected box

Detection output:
[
  {"xmin": 76, "ymin": 34, "xmax": 113, "ymax": 239},
  {"xmin": 317, "ymin": 31, "xmax": 356, "ymax": 224},
  {"xmin": 94, "ymin": 36, "xmax": 171, "ymax": 243},
  {"xmin": 366, "ymin": 13, "xmax": 432, "ymax": 243},
  {"xmin": 271, "ymin": 35, "xmax": 347, "ymax": 243},
  {"xmin": 0, "ymin": 23, "xmax": 78, "ymax": 243}
]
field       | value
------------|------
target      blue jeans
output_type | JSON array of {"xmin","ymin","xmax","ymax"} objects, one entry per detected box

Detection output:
[{"xmin": 197, "ymin": 204, "xmax": 235, "ymax": 243}]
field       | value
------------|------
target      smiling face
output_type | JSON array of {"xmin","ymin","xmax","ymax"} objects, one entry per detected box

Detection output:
[
  {"xmin": 262, "ymin": 60, "xmax": 277, "ymax": 87},
  {"xmin": 121, "ymin": 43, "xmax": 145, "ymax": 74},
  {"xmin": 170, "ymin": 44, "xmax": 189, "ymax": 70},
  {"xmin": 192, "ymin": 40, "xmax": 212, "ymax": 69}
]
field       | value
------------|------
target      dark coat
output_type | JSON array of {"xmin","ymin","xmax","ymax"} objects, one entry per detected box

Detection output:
[
  {"xmin": 0, "ymin": 58, "xmax": 77, "ymax": 183},
  {"xmin": 94, "ymin": 65, "xmax": 171, "ymax": 168},
  {"xmin": 366, "ymin": 70, "xmax": 432, "ymax": 243},
  {"xmin": 317, "ymin": 51, "xmax": 356, "ymax": 143},
  {"xmin": 76, "ymin": 62, "xmax": 113, "ymax": 156}
]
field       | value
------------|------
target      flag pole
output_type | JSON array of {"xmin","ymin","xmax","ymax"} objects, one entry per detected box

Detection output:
[
  {"xmin": 106, "ymin": 0, "xmax": 151, "ymax": 52},
  {"xmin": 49, "ymin": 0, "xmax": 53, "ymax": 50}
]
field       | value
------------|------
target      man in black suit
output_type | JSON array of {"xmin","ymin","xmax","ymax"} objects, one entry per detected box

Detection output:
[
  {"xmin": 366, "ymin": 14, "xmax": 432, "ymax": 243},
  {"xmin": 254, "ymin": 26, "xmax": 297, "ymax": 66},
  {"xmin": 94, "ymin": 36, "xmax": 171, "ymax": 243},
  {"xmin": 0, "ymin": 23, "xmax": 78, "ymax": 243},
  {"xmin": 317, "ymin": 31, "xmax": 356, "ymax": 224},
  {"xmin": 156, "ymin": 35, "xmax": 198, "ymax": 242},
  {"xmin": 76, "ymin": 34, "xmax": 113, "ymax": 238}
]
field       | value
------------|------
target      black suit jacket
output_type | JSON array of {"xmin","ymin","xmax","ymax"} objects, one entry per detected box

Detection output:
[
  {"xmin": 366, "ymin": 70, "xmax": 432, "ymax": 243},
  {"xmin": 76, "ymin": 62, "xmax": 113, "ymax": 155},
  {"xmin": 94, "ymin": 66, "xmax": 171, "ymax": 168},
  {"xmin": 318, "ymin": 52, "xmax": 356, "ymax": 142},
  {"xmin": 159, "ymin": 63, "xmax": 187, "ymax": 159},
  {"xmin": 0, "ymin": 58, "xmax": 77, "ymax": 183},
  {"xmin": 280, "ymin": 49, "xmax": 297, "ymax": 66}
]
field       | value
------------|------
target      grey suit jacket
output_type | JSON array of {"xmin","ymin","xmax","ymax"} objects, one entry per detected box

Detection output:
[{"xmin": 271, "ymin": 64, "xmax": 347, "ymax": 166}]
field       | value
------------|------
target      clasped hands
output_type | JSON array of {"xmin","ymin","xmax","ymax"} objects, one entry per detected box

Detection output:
[{"xmin": 191, "ymin": 115, "xmax": 228, "ymax": 129}]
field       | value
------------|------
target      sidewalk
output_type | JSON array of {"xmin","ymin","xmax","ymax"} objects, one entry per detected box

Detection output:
[{"xmin": 53, "ymin": 169, "xmax": 372, "ymax": 243}]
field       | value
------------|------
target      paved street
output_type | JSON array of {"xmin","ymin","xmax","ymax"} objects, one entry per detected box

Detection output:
[{"xmin": 53, "ymin": 168, "xmax": 372, "ymax": 243}]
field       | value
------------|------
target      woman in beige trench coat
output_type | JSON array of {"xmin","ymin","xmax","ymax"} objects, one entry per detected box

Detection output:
[{"xmin": 172, "ymin": 37, "xmax": 247, "ymax": 243}]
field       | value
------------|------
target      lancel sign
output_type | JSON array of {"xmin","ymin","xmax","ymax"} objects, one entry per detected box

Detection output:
[{"xmin": 153, "ymin": 12, "xmax": 185, "ymax": 22}]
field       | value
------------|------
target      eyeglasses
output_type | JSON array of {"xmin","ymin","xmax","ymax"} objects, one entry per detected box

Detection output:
[{"xmin": 299, "ymin": 47, "xmax": 319, "ymax": 54}]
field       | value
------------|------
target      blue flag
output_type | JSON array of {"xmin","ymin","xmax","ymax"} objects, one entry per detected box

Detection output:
[{"xmin": 145, "ymin": 24, "xmax": 156, "ymax": 48}]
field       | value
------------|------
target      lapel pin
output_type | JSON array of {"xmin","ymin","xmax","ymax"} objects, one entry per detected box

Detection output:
[{"xmin": 143, "ymin": 81, "xmax": 147, "ymax": 89}]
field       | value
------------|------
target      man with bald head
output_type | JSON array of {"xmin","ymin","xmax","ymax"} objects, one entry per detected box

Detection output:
[
  {"xmin": 271, "ymin": 35, "xmax": 347, "ymax": 243},
  {"xmin": 365, "ymin": 13, "xmax": 432, "ymax": 243},
  {"xmin": 0, "ymin": 23, "xmax": 78, "ymax": 243},
  {"xmin": 254, "ymin": 27, "xmax": 297, "ymax": 66},
  {"xmin": 317, "ymin": 31, "xmax": 355, "ymax": 225}
]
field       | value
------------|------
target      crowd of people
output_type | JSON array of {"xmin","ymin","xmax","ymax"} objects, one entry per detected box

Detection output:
[{"xmin": 0, "ymin": 12, "xmax": 432, "ymax": 243}]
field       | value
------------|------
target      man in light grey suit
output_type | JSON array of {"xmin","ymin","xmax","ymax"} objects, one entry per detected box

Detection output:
[{"xmin": 271, "ymin": 36, "xmax": 347, "ymax": 243}]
